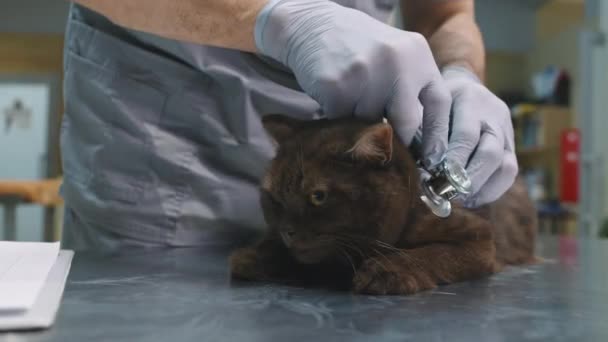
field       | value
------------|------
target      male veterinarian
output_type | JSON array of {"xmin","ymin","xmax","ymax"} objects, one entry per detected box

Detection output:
[{"xmin": 61, "ymin": 0, "xmax": 516, "ymax": 250}]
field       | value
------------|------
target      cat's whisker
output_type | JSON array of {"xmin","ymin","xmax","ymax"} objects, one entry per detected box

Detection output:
[
  {"xmin": 334, "ymin": 234, "xmax": 377, "ymax": 251},
  {"xmin": 372, "ymin": 247, "xmax": 392, "ymax": 264},
  {"xmin": 329, "ymin": 234, "xmax": 396, "ymax": 279},
  {"xmin": 374, "ymin": 240, "xmax": 400, "ymax": 252},
  {"xmin": 374, "ymin": 241, "xmax": 410, "ymax": 261},
  {"xmin": 336, "ymin": 247, "xmax": 357, "ymax": 275},
  {"xmin": 334, "ymin": 237, "xmax": 383, "ymax": 279},
  {"xmin": 332, "ymin": 232, "xmax": 371, "ymax": 241},
  {"xmin": 335, "ymin": 237, "xmax": 372, "ymax": 263},
  {"xmin": 336, "ymin": 238, "xmax": 366, "ymax": 260},
  {"xmin": 298, "ymin": 143, "xmax": 305, "ymax": 179},
  {"xmin": 370, "ymin": 248, "xmax": 393, "ymax": 273},
  {"xmin": 370, "ymin": 238, "xmax": 422, "ymax": 272}
]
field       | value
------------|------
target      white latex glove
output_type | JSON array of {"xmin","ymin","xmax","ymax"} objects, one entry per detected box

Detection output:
[
  {"xmin": 443, "ymin": 66, "xmax": 518, "ymax": 207},
  {"xmin": 255, "ymin": 0, "xmax": 452, "ymax": 169}
]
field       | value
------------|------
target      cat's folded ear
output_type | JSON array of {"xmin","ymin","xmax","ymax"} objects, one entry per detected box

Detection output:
[
  {"xmin": 262, "ymin": 114, "xmax": 303, "ymax": 145},
  {"xmin": 348, "ymin": 123, "xmax": 393, "ymax": 165}
]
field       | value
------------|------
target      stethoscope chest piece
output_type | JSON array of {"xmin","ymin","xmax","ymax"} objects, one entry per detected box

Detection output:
[{"xmin": 419, "ymin": 159, "xmax": 472, "ymax": 218}]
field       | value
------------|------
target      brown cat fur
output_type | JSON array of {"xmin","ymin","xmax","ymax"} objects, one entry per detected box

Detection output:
[{"xmin": 229, "ymin": 115, "xmax": 537, "ymax": 295}]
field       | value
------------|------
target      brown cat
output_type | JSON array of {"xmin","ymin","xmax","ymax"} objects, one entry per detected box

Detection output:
[{"xmin": 229, "ymin": 114, "xmax": 537, "ymax": 295}]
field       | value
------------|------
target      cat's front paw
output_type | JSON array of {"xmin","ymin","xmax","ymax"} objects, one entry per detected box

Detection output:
[
  {"xmin": 353, "ymin": 258, "xmax": 436, "ymax": 295},
  {"xmin": 229, "ymin": 247, "xmax": 269, "ymax": 281}
]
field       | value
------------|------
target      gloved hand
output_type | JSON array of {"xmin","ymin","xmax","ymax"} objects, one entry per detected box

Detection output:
[
  {"xmin": 255, "ymin": 0, "xmax": 452, "ymax": 169},
  {"xmin": 442, "ymin": 66, "xmax": 518, "ymax": 207}
]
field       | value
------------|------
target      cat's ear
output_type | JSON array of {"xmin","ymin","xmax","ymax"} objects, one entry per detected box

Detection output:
[
  {"xmin": 348, "ymin": 123, "xmax": 393, "ymax": 165},
  {"xmin": 262, "ymin": 114, "xmax": 302, "ymax": 145}
]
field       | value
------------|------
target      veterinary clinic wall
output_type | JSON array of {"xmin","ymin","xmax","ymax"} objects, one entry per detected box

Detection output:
[
  {"xmin": 475, "ymin": 0, "xmax": 540, "ymax": 53},
  {"xmin": 0, "ymin": 0, "xmax": 67, "ymax": 241},
  {"xmin": 584, "ymin": 0, "xmax": 608, "ymax": 237},
  {"xmin": 0, "ymin": 32, "xmax": 65, "ymax": 171},
  {"xmin": 483, "ymin": 0, "xmax": 587, "ymax": 235},
  {"xmin": 0, "ymin": 33, "xmax": 64, "ymax": 74},
  {"xmin": 0, "ymin": 0, "xmax": 595, "ymax": 240},
  {"xmin": 0, "ymin": 0, "xmax": 70, "ymax": 34},
  {"xmin": 483, "ymin": 0, "xmax": 583, "ymax": 113},
  {"xmin": 527, "ymin": 0, "xmax": 584, "ymax": 120},
  {"xmin": 523, "ymin": 0, "xmax": 584, "ymax": 224}
]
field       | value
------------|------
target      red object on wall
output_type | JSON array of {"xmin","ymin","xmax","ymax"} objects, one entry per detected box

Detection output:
[{"xmin": 560, "ymin": 129, "xmax": 580, "ymax": 203}]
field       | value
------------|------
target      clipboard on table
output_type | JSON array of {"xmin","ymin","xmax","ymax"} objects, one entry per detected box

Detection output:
[{"xmin": 0, "ymin": 242, "xmax": 74, "ymax": 331}]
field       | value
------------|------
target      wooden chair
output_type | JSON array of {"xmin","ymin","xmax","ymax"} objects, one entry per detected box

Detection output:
[{"xmin": 0, "ymin": 178, "xmax": 63, "ymax": 241}]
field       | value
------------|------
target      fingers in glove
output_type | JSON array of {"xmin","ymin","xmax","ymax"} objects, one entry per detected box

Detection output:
[
  {"xmin": 419, "ymin": 79, "xmax": 452, "ymax": 169},
  {"xmin": 445, "ymin": 101, "xmax": 481, "ymax": 169},
  {"xmin": 386, "ymin": 86, "xmax": 423, "ymax": 146},
  {"xmin": 464, "ymin": 152, "xmax": 518, "ymax": 208},
  {"xmin": 464, "ymin": 130, "xmax": 504, "ymax": 196}
]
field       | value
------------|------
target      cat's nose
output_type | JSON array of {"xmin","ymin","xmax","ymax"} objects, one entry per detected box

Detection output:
[{"xmin": 280, "ymin": 230, "xmax": 296, "ymax": 247}]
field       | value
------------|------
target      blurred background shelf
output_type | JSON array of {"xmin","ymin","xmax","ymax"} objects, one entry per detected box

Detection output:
[{"xmin": 511, "ymin": 104, "xmax": 579, "ymax": 235}]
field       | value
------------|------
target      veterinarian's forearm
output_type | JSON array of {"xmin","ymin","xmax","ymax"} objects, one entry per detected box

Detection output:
[
  {"xmin": 401, "ymin": 0, "xmax": 485, "ymax": 80},
  {"xmin": 428, "ymin": 12, "xmax": 486, "ymax": 80},
  {"xmin": 71, "ymin": 0, "xmax": 268, "ymax": 52}
]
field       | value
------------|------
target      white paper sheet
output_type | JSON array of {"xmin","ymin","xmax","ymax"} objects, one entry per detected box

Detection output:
[
  {"xmin": 0, "ymin": 241, "xmax": 60, "ymax": 312},
  {"xmin": 0, "ymin": 250, "xmax": 74, "ymax": 331}
]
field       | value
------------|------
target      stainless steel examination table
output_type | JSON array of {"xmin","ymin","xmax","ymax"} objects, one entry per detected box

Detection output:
[{"xmin": 4, "ymin": 235, "xmax": 608, "ymax": 342}]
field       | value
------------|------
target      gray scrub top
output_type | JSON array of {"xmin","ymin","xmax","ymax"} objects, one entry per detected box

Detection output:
[{"xmin": 60, "ymin": 0, "xmax": 399, "ymax": 250}]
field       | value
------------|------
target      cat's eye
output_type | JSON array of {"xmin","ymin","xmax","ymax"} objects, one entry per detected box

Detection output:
[{"xmin": 310, "ymin": 190, "xmax": 328, "ymax": 206}]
